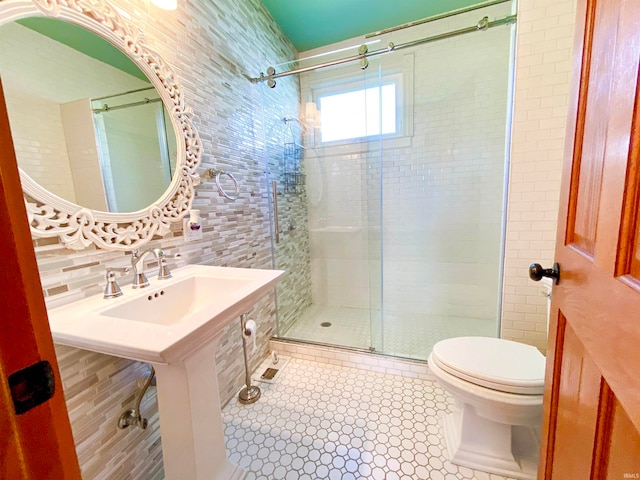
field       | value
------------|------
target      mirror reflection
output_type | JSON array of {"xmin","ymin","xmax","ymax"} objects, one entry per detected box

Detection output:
[{"xmin": 0, "ymin": 18, "xmax": 177, "ymax": 213}]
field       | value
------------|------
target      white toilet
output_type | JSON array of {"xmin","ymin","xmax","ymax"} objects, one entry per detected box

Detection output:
[{"xmin": 428, "ymin": 336, "xmax": 546, "ymax": 480}]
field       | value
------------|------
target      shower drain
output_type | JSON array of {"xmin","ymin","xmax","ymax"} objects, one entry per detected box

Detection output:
[{"xmin": 320, "ymin": 322, "xmax": 332, "ymax": 327}]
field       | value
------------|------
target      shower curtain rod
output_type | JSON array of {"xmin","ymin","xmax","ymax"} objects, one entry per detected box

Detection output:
[
  {"xmin": 364, "ymin": 0, "xmax": 512, "ymax": 38},
  {"xmin": 92, "ymin": 97, "xmax": 162, "ymax": 114},
  {"xmin": 92, "ymin": 86, "xmax": 156, "ymax": 102},
  {"xmin": 250, "ymin": 14, "xmax": 516, "ymax": 86}
]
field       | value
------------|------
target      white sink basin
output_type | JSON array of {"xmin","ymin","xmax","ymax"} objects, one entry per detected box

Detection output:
[
  {"xmin": 47, "ymin": 264, "xmax": 284, "ymax": 364},
  {"xmin": 100, "ymin": 274, "xmax": 256, "ymax": 326},
  {"xmin": 48, "ymin": 264, "xmax": 284, "ymax": 480}
]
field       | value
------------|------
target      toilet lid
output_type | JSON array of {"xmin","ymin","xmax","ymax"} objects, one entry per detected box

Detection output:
[{"xmin": 431, "ymin": 337, "xmax": 546, "ymax": 395}]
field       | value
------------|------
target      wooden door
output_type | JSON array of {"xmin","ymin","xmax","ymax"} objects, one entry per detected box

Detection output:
[
  {"xmin": 0, "ymin": 79, "xmax": 81, "ymax": 477},
  {"xmin": 539, "ymin": 0, "xmax": 640, "ymax": 477}
]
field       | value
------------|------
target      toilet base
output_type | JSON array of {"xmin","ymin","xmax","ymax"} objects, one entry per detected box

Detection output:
[{"xmin": 441, "ymin": 405, "xmax": 539, "ymax": 480}]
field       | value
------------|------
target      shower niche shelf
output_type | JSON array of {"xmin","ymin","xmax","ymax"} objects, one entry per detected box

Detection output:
[
  {"xmin": 283, "ymin": 172, "xmax": 305, "ymax": 193},
  {"xmin": 283, "ymin": 142, "xmax": 305, "ymax": 194}
]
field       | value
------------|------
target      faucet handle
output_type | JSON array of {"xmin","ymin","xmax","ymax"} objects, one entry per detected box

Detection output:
[
  {"xmin": 104, "ymin": 267, "xmax": 130, "ymax": 299},
  {"xmin": 157, "ymin": 251, "xmax": 181, "ymax": 280},
  {"xmin": 156, "ymin": 249, "xmax": 171, "ymax": 280}
]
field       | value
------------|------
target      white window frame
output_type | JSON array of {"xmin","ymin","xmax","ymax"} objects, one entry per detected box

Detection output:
[
  {"xmin": 306, "ymin": 53, "xmax": 414, "ymax": 148},
  {"xmin": 314, "ymin": 74, "xmax": 402, "ymax": 144}
]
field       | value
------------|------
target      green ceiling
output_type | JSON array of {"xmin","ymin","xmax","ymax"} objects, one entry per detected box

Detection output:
[
  {"xmin": 17, "ymin": 2, "xmax": 491, "ymax": 74},
  {"xmin": 260, "ymin": 0, "xmax": 487, "ymax": 52},
  {"xmin": 17, "ymin": 17, "xmax": 148, "ymax": 81}
]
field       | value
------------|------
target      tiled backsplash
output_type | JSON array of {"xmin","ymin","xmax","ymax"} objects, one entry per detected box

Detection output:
[{"xmin": 56, "ymin": 345, "xmax": 164, "ymax": 480}]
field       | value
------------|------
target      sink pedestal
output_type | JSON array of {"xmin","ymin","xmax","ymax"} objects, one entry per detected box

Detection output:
[
  {"xmin": 154, "ymin": 340, "xmax": 246, "ymax": 480},
  {"xmin": 46, "ymin": 265, "xmax": 285, "ymax": 480}
]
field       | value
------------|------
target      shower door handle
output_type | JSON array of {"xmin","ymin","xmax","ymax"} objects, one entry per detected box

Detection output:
[
  {"xmin": 272, "ymin": 181, "xmax": 280, "ymax": 244},
  {"xmin": 529, "ymin": 263, "xmax": 560, "ymax": 284}
]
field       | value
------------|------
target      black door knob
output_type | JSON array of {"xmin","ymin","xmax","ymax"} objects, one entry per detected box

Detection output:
[{"xmin": 529, "ymin": 263, "xmax": 560, "ymax": 284}]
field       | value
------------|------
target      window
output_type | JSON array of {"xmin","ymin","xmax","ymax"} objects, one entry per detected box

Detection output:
[{"xmin": 312, "ymin": 72, "xmax": 404, "ymax": 144}]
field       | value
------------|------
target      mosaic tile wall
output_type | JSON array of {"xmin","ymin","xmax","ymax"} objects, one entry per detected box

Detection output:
[
  {"xmin": 17, "ymin": 0, "xmax": 301, "ymax": 477},
  {"xmin": 261, "ymin": 95, "xmax": 313, "ymax": 337}
]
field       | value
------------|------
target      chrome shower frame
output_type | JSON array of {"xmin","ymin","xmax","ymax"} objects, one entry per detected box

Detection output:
[{"xmin": 251, "ymin": 14, "xmax": 516, "ymax": 88}]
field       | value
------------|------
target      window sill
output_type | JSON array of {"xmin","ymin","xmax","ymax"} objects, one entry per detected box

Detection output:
[{"xmin": 309, "ymin": 135, "xmax": 412, "ymax": 155}]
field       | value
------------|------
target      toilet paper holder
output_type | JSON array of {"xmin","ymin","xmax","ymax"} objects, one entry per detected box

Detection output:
[{"xmin": 238, "ymin": 312, "xmax": 261, "ymax": 404}]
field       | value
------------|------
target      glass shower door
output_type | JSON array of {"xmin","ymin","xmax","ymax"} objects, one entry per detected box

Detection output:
[
  {"xmin": 375, "ymin": 4, "xmax": 514, "ymax": 359},
  {"xmin": 92, "ymin": 89, "xmax": 176, "ymax": 212},
  {"xmin": 264, "ymin": 56, "xmax": 384, "ymax": 352},
  {"xmin": 264, "ymin": 1, "xmax": 515, "ymax": 361}
]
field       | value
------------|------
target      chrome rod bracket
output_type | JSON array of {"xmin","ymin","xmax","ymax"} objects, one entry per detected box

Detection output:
[{"xmin": 477, "ymin": 16, "xmax": 490, "ymax": 31}]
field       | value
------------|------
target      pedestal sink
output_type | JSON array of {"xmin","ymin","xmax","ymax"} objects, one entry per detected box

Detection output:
[{"xmin": 47, "ymin": 264, "xmax": 285, "ymax": 480}]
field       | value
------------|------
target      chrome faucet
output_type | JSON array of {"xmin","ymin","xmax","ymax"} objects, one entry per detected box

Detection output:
[
  {"xmin": 130, "ymin": 248, "xmax": 174, "ymax": 289},
  {"xmin": 103, "ymin": 267, "xmax": 130, "ymax": 299}
]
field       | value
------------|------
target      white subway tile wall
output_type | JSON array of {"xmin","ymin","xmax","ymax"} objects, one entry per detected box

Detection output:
[
  {"xmin": 297, "ymin": 3, "xmax": 513, "ymax": 357},
  {"xmin": 502, "ymin": 0, "xmax": 577, "ymax": 352}
]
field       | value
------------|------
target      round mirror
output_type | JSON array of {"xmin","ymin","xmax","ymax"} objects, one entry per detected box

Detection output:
[
  {"xmin": 1, "ymin": 18, "xmax": 178, "ymax": 213},
  {"xmin": 0, "ymin": 0, "xmax": 201, "ymax": 250}
]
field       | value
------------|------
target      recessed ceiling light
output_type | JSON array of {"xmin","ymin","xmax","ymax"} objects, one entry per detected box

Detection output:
[{"xmin": 151, "ymin": 0, "xmax": 177, "ymax": 10}]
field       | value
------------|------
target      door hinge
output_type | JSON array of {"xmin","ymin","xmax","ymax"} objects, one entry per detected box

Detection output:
[{"xmin": 8, "ymin": 360, "xmax": 55, "ymax": 415}]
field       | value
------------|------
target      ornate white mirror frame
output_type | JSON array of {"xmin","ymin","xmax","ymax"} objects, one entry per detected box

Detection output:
[{"xmin": 2, "ymin": 0, "xmax": 202, "ymax": 251}]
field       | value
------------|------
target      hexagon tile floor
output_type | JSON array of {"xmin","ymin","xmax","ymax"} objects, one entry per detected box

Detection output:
[{"xmin": 222, "ymin": 357, "xmax": 519, "ymax": 480}]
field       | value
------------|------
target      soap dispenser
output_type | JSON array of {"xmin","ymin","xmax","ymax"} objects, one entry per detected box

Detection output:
[{"xmin": 183, "ymin": 209, "xmax": 203, "ymax": 242}]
